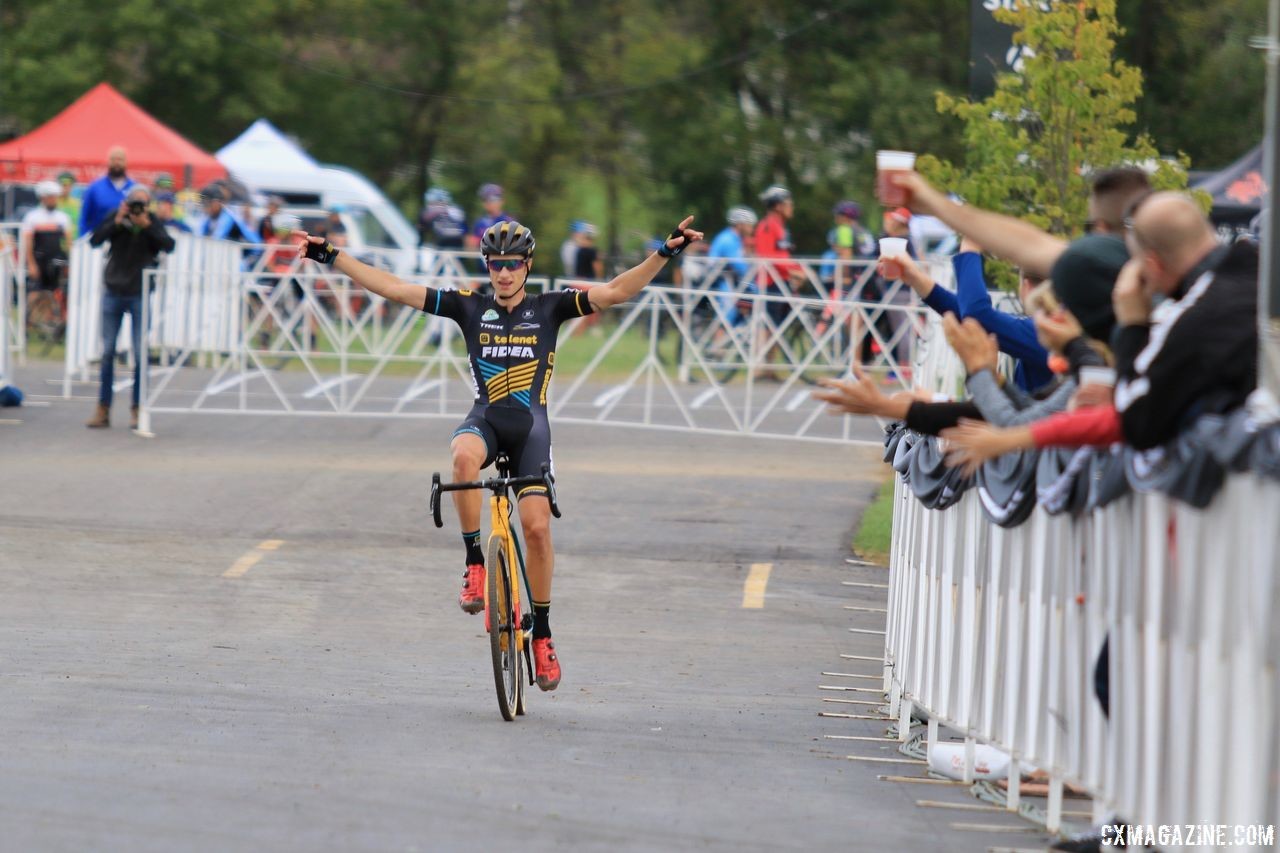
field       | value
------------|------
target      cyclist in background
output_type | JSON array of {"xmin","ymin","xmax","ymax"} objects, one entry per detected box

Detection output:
[
  {"xmin": 56, "ymin": 171, "xmax": 81, "ymax": 239},
  {"xmin": 465, "ymin": 183, "xmax": 512, "ymax": 252},
  {"xmin": 418, "ymin": 187, "xmax": 468, "ymax": 251},
  {"xmin": 753, "ymin": 185, "xmax": 803, "ymax": 378},
  {"xmin": 292, "ymin": 216, "xmax": 703, "ymax": 691},
  {"xmin": 706, "ymin": 206, "xmax": 756, "ymax": 333},
  {"xmin": 21, "ymin": 182, "xmax": 72, "ymax": 291}
]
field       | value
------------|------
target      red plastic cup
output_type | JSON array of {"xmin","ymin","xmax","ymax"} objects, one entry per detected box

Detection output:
[{"xmin": 876, "ymin": 150, "xmax": 916, "ymax": 207}]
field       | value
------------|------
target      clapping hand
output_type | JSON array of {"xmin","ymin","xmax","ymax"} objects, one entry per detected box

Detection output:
[{"xmin": 942, "ymin": 314, "xmax": 999, "ymax": 376}]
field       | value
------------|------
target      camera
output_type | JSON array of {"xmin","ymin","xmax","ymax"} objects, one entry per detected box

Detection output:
[{"xmin": 128, "ymin": 200, "xmax": 147, "ymax": 214}]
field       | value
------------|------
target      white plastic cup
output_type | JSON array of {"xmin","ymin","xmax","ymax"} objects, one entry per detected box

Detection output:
[
  {"xmin": 876, "ymin": 150, "xmax": 917, "ymax": 171},
  {"xmin": 1079, "ymin": 366, "xmax": 1117, "ymax": 388},
  {"xmin": 876, "ymin": 151, "xmax": 917, "ymax": 206},
  {"xmin": 879, "ymin": 237, "xmax": 908, "ymax": 279}
]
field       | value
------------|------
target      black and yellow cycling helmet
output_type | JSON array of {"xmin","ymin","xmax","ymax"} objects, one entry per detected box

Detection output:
[{"xmin": 481, "ymin": 220, "xmax": 536, "ymax": 257}]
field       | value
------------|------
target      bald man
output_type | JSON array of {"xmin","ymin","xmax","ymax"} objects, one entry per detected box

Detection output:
[
  {"xmin": 1111, "ymin": 191, "xmax": 1259, "ymax": 449},
  {"xmin": 79, "ymin": 145, "xmax": 136, "ymax": 235}
]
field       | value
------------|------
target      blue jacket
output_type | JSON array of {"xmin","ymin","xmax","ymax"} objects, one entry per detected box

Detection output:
[
  {"xmin": 707, "ymin": 228, "xmax": 749, "ymax": 285},
  {"xmin": 921, "ymin": 252, "xmax": 1053, "ymax": 392},
  {"xmin": 79, "ymin": 175, "xmax": 136, "ymax": 236}
]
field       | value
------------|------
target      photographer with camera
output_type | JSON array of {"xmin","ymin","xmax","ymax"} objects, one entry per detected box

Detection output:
[{"xmin": 86, "ymin": 185, "xmax": 175, "ymax": 430}]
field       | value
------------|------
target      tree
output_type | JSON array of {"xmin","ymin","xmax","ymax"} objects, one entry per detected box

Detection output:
[{"xmin": 922, "ymin": 0, "xmax": 1189, "ymax": 244}]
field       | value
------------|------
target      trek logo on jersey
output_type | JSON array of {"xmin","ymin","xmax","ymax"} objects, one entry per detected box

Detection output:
[{"xmin": 482, "ymin": 309, "xmax": 500, "ymax": 322}]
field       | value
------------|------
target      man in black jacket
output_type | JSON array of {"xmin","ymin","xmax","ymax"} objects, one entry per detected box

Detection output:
[
  {"xmin": 1112, "ymin": 192, "xmax": 1258, "ymax": 449},
  {"xmin": 86, "ymin": 185, "xmax": 176, "ymax": 430}
]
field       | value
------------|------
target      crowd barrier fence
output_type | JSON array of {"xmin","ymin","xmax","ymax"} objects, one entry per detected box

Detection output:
[{"xmin": 883, "ymin": 316, "xmax": 1280, "ymax": 850}]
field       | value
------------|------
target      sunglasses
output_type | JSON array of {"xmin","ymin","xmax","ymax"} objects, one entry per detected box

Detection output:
[{"xmin": 486, "ymin": 258, "xmax": 528, "ymax": 272}]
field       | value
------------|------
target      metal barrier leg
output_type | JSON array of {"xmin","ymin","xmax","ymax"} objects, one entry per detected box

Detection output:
[{"xmin": 1046, "ymin": 774, "xmax": 1064, "ymax": 833}]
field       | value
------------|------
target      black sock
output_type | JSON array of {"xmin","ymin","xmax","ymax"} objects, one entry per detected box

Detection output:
[
  {"xmin": 462, "ymin": 530, "xmax": 483, "ymax": 566},
  {"xmin": 532, "ymin": 602, "xmax": 551, "ymax": 639}
]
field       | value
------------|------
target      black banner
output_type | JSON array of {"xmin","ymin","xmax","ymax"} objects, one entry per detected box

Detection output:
[{"xmin": 970, "ymin": 0, "xmax": 1028, "ymax": 100}]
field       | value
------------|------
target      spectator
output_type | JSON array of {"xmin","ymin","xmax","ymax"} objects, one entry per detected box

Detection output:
[
  {"xmin": 56, "ymin": 171, "xmax": 81, "ymax": 238},
  {"xmin": 560, "ymin": 221, "xmax": 604, "ymax": 280},
  {"xmin": 865, "ymin": 207, "xmax": 916, "ymax": 374},
  {"xmin": 753, "ymin": 185, "xmax": 803, "ymax": 378},
  {"xmin": 85, "ymin": 185, "xmax": 175, "ymax": 430},
  {"xmin": 466, "ymin": 183, "xmax": 511, "ymax": 252},
  {"xmin": 707, "ymin": 206, "xmax": 756, "ymax": 327},
  {"xmin": 154, "ymin": 191, "xmax": 191, "ymax": 234},
  {"xmin": 418, "ymin": 188, "xmax": 467, "ymax": 250},
  {"xmin": 153, "ymin": 172, "xmax": 176, "ymax": 194},
  {"xmin": 1112, "ymin": 192, "xmax": 1258, "ymax": 448},
  {"xmin": 678, "ymin": 236, "xmax": 709, "ymax": 287},
  {"xmin": 79, "ymin": 146, "xmax": 136, "ymax": 236},
  {"xmin": 21, "ymin": 181, "xmax": 72, "ymax": 291},
  {"xmin": 258, "ymin": 195, "xmax": 284, "ymax": 242},
  {"xmin": 196, "ymin": 184, "xmax": 253, "ymax": 242},
  {"xmin": 888, "ymin": 167, "xmax": 1150, "ymax": 278},
  {"xmin": 886, "ymin": 238, "xmax": 1053, "ymax": 392},
  {"xmin": 318, "ymin": 205, "xmax": 349, "ymax": 247}
]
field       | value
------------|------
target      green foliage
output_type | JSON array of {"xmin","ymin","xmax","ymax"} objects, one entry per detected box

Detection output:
[
  {"xmin": 924, "ymin": 0, "xmax": 1188, "ymax": 244},
  {"xmin": 0, "ymin": 0, "xmax": 1259, "ymax": 264}
]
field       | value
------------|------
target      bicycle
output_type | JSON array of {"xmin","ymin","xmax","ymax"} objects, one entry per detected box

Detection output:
[
  {"xmin": 429, "ymin": 454, "xmax": 561, "ymax": 721},
  {"xmin": 25, "ymin": 258, "xmax": 69, "ymax": 356}
]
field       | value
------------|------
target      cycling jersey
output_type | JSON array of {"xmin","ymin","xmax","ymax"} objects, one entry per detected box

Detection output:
[
  {"xmin": 422, "ymin": 285, "xmax": 596, "ymax": 497},
  {"xmin": 21, "ymin": 206, "xmax": 71, "ymax": 290}
]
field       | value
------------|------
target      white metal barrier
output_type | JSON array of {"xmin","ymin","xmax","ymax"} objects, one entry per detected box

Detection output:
[
  {"xmin": 885, "ymin": 474, "xmax": 1280, "ymax": 847},
  {"xmin": 883, "ymin": 306, "xmax": 1280, "ymax": 844},
  {"xmin": 1, "ymin": 221, "xmax": 27, "ymax": 369},
  {"xmin": 136, "ymin": 258, "xmax": 947, "ymax": 443},
  {"xmin": 63, "ymin": 234, "xmax": 246, "ymax": 395}
]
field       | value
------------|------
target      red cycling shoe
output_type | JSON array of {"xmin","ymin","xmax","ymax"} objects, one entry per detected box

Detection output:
[
  {"xmin": 459, "ymin": 564, "xmax": 485, "ymax": 615},
  {"xmin": 532, "ymin": 638, "xmax": 561, "ymax": 691}
]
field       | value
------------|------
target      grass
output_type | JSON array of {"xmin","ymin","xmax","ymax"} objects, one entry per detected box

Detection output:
[
  {"xmin": 852, "ymin": 476, "xmax": 896, "ymax": 566},
  {"xmin": 15, "ymin": 315, "xmax": 670, "ymax": 384}
]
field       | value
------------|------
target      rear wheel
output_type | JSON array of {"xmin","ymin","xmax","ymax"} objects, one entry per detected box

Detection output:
[{"xmin": 487, "ymin": 534, "xmax": 521, "ymax": 721}]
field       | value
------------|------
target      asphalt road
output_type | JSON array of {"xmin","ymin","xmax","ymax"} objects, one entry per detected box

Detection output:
[{"xmin": 0, "ymin": 378, "xmax": 1051, "ymax": 851}]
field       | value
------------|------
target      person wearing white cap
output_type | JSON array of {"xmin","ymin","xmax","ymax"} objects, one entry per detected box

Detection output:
[{"xmin": 20, "ymin": 181, "xmax": 72, "ymax": 291}]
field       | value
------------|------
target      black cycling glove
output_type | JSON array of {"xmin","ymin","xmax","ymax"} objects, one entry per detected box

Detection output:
[
  {"xmin": 304, "ymin": 239, "xmax": 340, "ymax": 265},
  {"xmin": 656, "ymin": 227, "xmax": 691, "ymax": 258}
]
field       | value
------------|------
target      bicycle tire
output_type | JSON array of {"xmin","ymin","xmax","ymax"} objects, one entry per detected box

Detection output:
[{"xmin": 487, "ymin": 534, "xmax": 521, "ymax": 721}]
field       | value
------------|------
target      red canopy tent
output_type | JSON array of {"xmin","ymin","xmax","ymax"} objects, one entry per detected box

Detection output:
[{"xmin": 0, "ymin": 83, "xmax": 226, "ymax": 189}]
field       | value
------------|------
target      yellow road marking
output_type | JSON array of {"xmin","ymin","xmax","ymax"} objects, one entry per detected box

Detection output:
[
  {"xmin": 222, "ymin": 539, "xmax": 285, "ymax": 578},
  {"xmin": 742, "ymin": 562, "xmax": 772, "ymax": 609}
]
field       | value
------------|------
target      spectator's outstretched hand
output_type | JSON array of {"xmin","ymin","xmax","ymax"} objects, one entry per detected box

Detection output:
[
  {"xmin": 878, "ymin": 253, "xmax": 932, "ymax": 297},
  {"xmin": 890, "ymin": 171, "xmax": 945, "ymax": 216},
  {"xmin": 813, "ymin": 367, "xmax": 903, "ymax": 418},
  {"xmin": 943, "ymin": 314, "xmax": 998, "ymax": 375},
  {"xmin": 940, "ymin": 418, "xmax": 1019, "ymax": 477}
]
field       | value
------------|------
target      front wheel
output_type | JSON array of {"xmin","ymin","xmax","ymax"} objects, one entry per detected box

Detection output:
[{"xmin": 487, "ymin": 534, "xmax": 522, "ymax": 721}]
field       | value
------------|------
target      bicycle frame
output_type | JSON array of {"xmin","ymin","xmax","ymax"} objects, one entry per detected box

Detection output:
[{"xmin": 430, "ymin": 458, "xmax": 561, "ymax": 701}]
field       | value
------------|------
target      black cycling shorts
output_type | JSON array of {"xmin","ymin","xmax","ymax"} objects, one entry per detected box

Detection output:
[{"xmin": 451, "ymin": 405, "xmax": 552, "ymax": 501}]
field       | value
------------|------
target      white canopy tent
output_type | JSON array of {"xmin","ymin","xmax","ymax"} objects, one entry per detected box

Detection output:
[{"xmin": 215, "ymin": 118, "xmax": 326, "ymax": 201}]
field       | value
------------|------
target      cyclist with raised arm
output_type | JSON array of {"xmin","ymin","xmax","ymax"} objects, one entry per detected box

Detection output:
[{"xmin": 293, "ymin": 217, "xmax": 702, "ymax": 691}]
